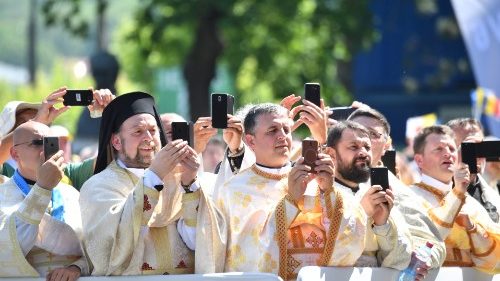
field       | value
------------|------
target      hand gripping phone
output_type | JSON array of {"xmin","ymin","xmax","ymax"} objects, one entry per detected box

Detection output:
[
  {"xmin": 302, "ymin": 139, "xmax": 319, "ymax": 173},
  {"xmin": 171, "ymin": 121, "xmax": 194, "ymax": 147},
  {"xmin": 211, "ymin": 93, "xmax": 235, "ymax": 129},
  {"xmin": 381, "ymin": 149, "xmax": 396, "ymax": 175},
  {"xmin": 43, "ymin": 137, "xmax": 59, "ymax": 160},
  {"xmin": 370, "ymin": 167, "xmax": 389, "ymax": 191},
  {"xmin": 304, "ymin": 83, "xmax": 321, "ymax": 107},
  {"xmin": 63, "ymin": 89, "xmax": 93, "ymax": 106}
]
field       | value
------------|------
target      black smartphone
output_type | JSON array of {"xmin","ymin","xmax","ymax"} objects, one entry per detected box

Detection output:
[
  {"xmin": 304, "ymin": 83, "xmax": 321, "ymax": 107},
  {"xmin": 381, "ymin": 149, "xmax": 396, "ymax": 175},
  {"xmin": 171, "ymin": 121, "xmax": 194, "ymax": 147},
  {"xmin": 63, "ymin": 90, "xmax": 93, "ymax": 106},
  {"xmin": 370, "ymin": 167, "xmax": 389, "ymax": 191},
  {"xmin": 461, "ymin": 140, "xmax": 500, "ymax": 173},
  {"xmin": 330, "ymin": 106, "xmax": 356, "ymax": 121},
  {"xmin": 43, "ymin": 137, "xmax": 59, "ymax": 160},
  {"xmin": 461, "ymin": 142, "xmax": 477, "ymax": 173},
  {"xmin": 302, "ymin": 139, "xmax": 318, "ymax": 173},
  {"xmin": 211, "ymin": 93, "xmax": 235, "ymax": 129}
]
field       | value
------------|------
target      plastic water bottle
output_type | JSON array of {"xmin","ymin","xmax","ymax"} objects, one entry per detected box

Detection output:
[{"xmin": 398, "ymin": 242, "xmax": 434, "ymax": 281}]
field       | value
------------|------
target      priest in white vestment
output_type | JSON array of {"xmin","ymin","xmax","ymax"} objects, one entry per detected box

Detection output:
[
  {"xmin": 410, "ymin": 125, "xmax": 500, "ymax": 274},
  {"xmin": 206, "ymin": 103, "xmax": 367, "ymax": 280},
  {"xmin": 0, "ymin": 121, "xmax": 88, "ymax": 280},
  {"xmin": 80, "ymin": 92, "xmax": 202, "ymax": 275}
]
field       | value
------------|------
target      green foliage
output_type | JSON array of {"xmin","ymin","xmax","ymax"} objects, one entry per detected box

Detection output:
[
  {"xmin": 117, "ymin": 0, "xmax": 377, "ymax": 107},
  {"xmin": 0, "ymin": 60, "xmax": 93, "ymax": 135}
]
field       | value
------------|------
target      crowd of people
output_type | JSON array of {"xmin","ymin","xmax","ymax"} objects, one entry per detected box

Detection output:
[{"xmin": 0, "ymin": 87, "xmax": 499, "ymax": 281}]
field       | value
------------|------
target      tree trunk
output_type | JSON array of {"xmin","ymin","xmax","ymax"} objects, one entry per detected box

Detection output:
[
  {"xmin": 96, "ymin": 0, "xmax": 107, "ymax": 51},
  {"xmin": 28, "ymin": 0, "xmax": 37, "ymax": 85},
  {"xmin": 183, "ymin": 8, "xmax": 223, "ymax": 121}
]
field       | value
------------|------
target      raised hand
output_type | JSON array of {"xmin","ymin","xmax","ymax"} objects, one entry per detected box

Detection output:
[
  {"xmin": 36, "ymin": 150, "xmax": 66, "ymax": 190},
  {"xmin": 290, "ymin": 99, "xmax": 328, "ymax": 144},
  {"xmin": 88, "ymin": 88, "xmax": 115, "ymax": 117},
  {"xmin": 193, "ymin": 117, "xmax": 218, "ymax": 154},
  {"xmin": 453, "ymin": 163, "xmax": 470, "ymax": 195},
  {"xmin": 149, "ymin": 140, "xmax": 190, "ymax": 179},
  {"xmin": 33, "ymin": 87, "xmax": 70, "ymax": 125},
  {"xmin": 313, "ymin": 153, "xmax": 335, "ymax": 192},
  {"xmin": 180, "ymin": 145, "xmax": 201, "ymax": 186},
  {"xmin": 287, "ymin": 157, "xmax": 314, "ymax": 202},
  {"xmin": 360, "ymin": 185, "xmax": 394, "ymax": 226},
  {"xmin": 223, "ymin": 114, "xmax": 244, "ymax": 153}
]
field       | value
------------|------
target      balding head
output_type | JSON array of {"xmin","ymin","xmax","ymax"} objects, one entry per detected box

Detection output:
[
  {"xmin": 11, "ymin": 121, "xmax": 51, "ymax": 180},
  {"xmin": 160, "ymin": 113, "xmax": 186, "ymax": 142}
]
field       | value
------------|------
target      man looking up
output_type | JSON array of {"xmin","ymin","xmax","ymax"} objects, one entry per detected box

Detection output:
[
  {"xmin": 410, "ymin": 125, "xmax": 500, "ymax": 273},
  {"xmin": 447, "ymin": 118, "xmax": 500, "ymax": 223},
  {"xmin": 0, "ymin": 121, "xmax": 88, "ymax": 280}
]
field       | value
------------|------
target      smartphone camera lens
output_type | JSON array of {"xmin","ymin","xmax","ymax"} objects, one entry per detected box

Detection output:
[{"xmin": 218, "ymin": 96, "xmax": 222, "ymax": 102}]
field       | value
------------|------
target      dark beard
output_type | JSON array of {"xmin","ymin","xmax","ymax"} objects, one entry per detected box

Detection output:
[
  {"xmin": 119, "ymin": 137, "xmax": 157, "ymax": 168},
  {"xmin": 337, "ymin": 155, "xmax": 370, "ymax": 184}
]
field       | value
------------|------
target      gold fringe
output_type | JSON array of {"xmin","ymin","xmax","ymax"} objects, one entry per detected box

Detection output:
[
  {"xmin": 251, "ymin": 165, "xmax": 289, "ymax": 180},
  {"xmin": 318, "ymin": 188, "xmax": 344, "ymax": 266}
]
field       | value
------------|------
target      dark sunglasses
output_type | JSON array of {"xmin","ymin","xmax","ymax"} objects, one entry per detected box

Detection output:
[{"xmin": 13, "ymin": 139, "xmax": 44, "ymax": 147}]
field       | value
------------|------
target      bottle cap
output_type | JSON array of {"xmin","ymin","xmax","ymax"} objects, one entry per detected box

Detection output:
[{"xmin": 425, "ymin": 242, "xmax": 434, "ymax": 248}]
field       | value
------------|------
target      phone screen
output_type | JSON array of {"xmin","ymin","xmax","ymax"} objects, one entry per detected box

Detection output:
[
  {"xmin": 302, "ymin": 139, "xmax": 318, "ymax": 172},
  {"xmin": 43, "ymin": 137, "xmax": 59, "ymax": 160},
  {"xmin": 370, "ymin": 167, "xmax": 389, "ymax": 191},
  {"xmin": 64, "ymin": 90, "xmax": 93, "ymax": 106},
  {"xmin": 171, "ymin": 121, "xmax": 194, "ymax": 147},
  {"xmin": 304, "ymin": 83, "xmax": 321, "ymax": 107},
  {"xmin": 211, "ymin": 93, "xmax": 235, "ymax": 129}
]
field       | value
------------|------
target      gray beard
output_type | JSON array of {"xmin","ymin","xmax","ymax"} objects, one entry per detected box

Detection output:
[{"xmin": 118, "ymin": 137, "xmax": 158, "ymax": 168}]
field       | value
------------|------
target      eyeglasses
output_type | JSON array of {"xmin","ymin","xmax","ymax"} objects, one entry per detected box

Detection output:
[
  {"xmin": 368, "ymin": 130, "xmax": 385, "ymax": 140},
  {"xmin": 13, "ymin": 139, "xmax": 43, "ymax": 147}
]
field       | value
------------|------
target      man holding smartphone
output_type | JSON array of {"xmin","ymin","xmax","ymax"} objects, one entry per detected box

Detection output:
[
  {"xmin": 325, "ymin": 121, "xmax": 413, "ymax": 270},
  {"xmin": 200, "ymin": 103, "xmax": 368, "ymax": 280},
  {"xmin": 410, "ymin": 125, "xmax": 500, "ymax": 273},
  {"xmin": 0, "ymin": 86, "xmax": 115, "ymax": 191},
  {"xmin": 447, "ymin": 118, "xmax": 500, "ymax": 223},
  {"xmin": 80, "ymin": 92, "xmax": 212, "ymax": 275},
  {"xmin": 348, "ymin": 108, "xmax": 447, "ymax": 276},
  {"xmin": 0, "ymin": 121, "xmax": 88, "ymax": 280}
]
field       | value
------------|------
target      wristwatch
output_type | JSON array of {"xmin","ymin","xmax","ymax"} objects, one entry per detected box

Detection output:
[{"xmin": 181, "ymin": 177, "xmax": 197, "ymax": 193}]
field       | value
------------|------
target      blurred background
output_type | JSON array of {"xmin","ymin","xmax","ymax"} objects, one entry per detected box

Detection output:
[{"xmin": 0, "ymin": 0, "xmax": 497, "ymax": 153}]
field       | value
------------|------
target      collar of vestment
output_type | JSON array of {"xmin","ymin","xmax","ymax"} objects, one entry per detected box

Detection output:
[
  {"xmin": 251, "ymin": 162, "xmax": 291, "ymax": 180},
  {"xmin": 335, "ymin": 177, "xmax": 360, "ymax": 194},
  {"xmin": 420, "ymin": 173, "xmax": 452, "ymax": 193},
  {"xmin": 116, "ymin": 159, "xmax": 146, "ymax": 179}
]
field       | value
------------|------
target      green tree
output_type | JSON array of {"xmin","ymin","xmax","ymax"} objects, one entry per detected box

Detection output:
[
  {"xmin": 120, "ymin": 0, "xmax": 376, "ymax": 120},
  {"xmin": 40, "ymin": 0, "xmax": 376, "ymax": 119}
]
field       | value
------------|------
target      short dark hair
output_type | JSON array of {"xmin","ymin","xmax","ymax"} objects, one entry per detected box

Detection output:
[
  {"xmin": 243, "ymin": 103, "xmax": 287, "ymax": 135},
  {"xmin": 446, "ymin": 118, "xmax": 483, "ymax": 133},
  {"xmin": 327, "ymin": 120, "xmax": 370, "ymax": 148},
  {"xmin": 413, "ymin": 125, "xmax": 455, "ymax": 155},
  {"xmin": 348, "ymin": 107, "xmax": 391, "ymax": 135}
]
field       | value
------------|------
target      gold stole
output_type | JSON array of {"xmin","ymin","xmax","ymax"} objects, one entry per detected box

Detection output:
[{"xmin": 275, "ymin": 188, "xmax": 344, "ymax": 280}]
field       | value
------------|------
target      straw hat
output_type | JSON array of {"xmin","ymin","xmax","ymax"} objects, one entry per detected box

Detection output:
[{"xmin": 0, "ymin": 101, "xmax": 41, "ymax": 138}]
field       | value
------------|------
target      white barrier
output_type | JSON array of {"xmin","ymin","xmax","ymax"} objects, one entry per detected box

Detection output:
[
  {"xmin": 0, "ymin": 272, "xmax": 281, "ymax": 281},
  {"xmin": 297, "ymin": 266, "xmax": 500, "ymax": 281}
]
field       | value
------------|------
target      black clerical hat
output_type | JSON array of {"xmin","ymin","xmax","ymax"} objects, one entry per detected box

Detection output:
[{"xmin": 94, "ymin": 91, "xmax": 167, "ymax": 174}]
